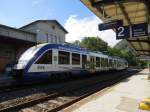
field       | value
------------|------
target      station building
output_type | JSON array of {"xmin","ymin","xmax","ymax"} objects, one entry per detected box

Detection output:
[{"xmin": 0, "ymin": 20, "xmax": 68, "ymax": 74}]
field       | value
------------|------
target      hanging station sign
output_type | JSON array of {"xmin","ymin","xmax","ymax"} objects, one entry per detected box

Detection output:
[
  {"xmin": 98, "ymin": 20, "xmax": 123, "ymax": 31},
  {"xmin": 131, "ymin": 23, "xmax": 148, "ymax": 38},
  {"xmin": 116, "ymin": 23, "xmax": 148, "ymax": 39},
  {"xmin": 98, "ymin": 21, "xmax": 148, "ymax": 40}
]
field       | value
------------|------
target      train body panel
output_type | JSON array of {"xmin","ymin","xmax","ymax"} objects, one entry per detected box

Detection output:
[{"xmin": 11, "ymin": 43, "xmax": 128, "ymax": 82}]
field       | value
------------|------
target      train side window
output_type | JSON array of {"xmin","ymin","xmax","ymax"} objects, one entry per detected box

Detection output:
[
  {"xmin": 58, "ymin": 51, "xmax": 70, "ymax": 64},
  {"xmin": 96, "ymin": 57, "xmax": 100, "ymax": 67},
  {"xmin": 36, "ymin": 50, "xmax": 52, "ymax": 64},
  {"xmin": 72, "ymin": 53, "xmax": 80, "ymax": 65}
]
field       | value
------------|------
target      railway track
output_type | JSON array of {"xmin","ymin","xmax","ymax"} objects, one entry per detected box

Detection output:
[
  {"xmin": 0, "ymin": 70, "xmax": 139, "ymax": 112},
  {"xmin": 0, "ymin": 79, "xmax": 64, "ymax": 94}
]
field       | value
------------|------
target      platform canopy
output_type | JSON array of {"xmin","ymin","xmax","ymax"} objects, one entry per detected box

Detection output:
[{"xmin": 80, "ymin": 0, "xmax": 150, "ymax": 57}]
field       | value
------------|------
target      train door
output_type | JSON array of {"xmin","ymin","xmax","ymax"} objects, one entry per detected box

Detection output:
[
  {"xmin": 96, "ymin": 57, "xmax": 100, "ymax": 69},
  {"xmin": 90, "ymin": 56, "xmax": 95, "ymax": 70},
  {"xmin": 52, "ymin": 49, "xmax": 58, "ymax": 68},
  {"xmin": 101, "ymin": 58, "xmax": 104, "ymax": 69},
  {"xmin": 105, "ymin": 58, "xmax": 109, "ymax": 69},
  {"xmin": 82, "ymin": 55, "xmax": 87, "ymax": 69},
  {"xmin": 109, "ymin": 59, "xmax": 112, "ymax": 69}
]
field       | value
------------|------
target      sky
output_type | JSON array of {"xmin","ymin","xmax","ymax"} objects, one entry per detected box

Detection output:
[{"xmin": 0, "ymin": 0, "xmax": 119, "ymax": 47}]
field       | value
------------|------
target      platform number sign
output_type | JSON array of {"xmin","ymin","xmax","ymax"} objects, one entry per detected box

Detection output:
[
  {"xmin": 117, "ymin": 26, "xmax": 124, "ymax": 37},
  {"xmin": 98, "ymin": 20, "xmax": 148, "ymax": 39},
  {"xmin": 116, "ymin": 26, "xmax": 130, "ymax": 39},
  {"xmin": 116, "ymin": 23, "xmax": 148, "ymax": 39}
]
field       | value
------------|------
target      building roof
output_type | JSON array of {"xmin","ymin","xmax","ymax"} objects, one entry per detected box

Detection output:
[
  {"xmin": 80, "ymin": 0, "xmax": 150, "ymax": 57},
  {"xmin": 20, "ymin": 20, "xmax": 68, "ymax": 33},
  {"xmin": 0, "ymin": 24, "xmax": 36, "ymax": 35},
  {"xmin": 0, "ymin": 24, "xmax": 37, "ymax": 43}
]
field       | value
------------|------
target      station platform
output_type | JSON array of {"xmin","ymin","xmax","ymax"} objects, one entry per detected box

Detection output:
[{"xmin": 63, "ymin": 69, "xmax": 150, "ymax": 112}]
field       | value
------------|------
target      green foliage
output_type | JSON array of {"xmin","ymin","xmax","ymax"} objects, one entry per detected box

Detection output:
[
  {"xmin": 79, "ymin": 37, "xmax": 108, "ymax": 52},
  {"xmin": 112, "ymin": 40, "xmax": 138, "ymax": 66},
  {"xmin": 107, "ymin": 47, "xmax": 123, "ymax": 57}
]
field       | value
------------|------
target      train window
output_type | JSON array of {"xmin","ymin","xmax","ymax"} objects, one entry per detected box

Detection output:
[
  {"xmin": 90, "ymin": 57, "xmax": 95, "ymax": 62},
  {"xmin": 96, "ymin": 57, "xmax": 100, "ymax": 67},
  {"xmin": 36, "ymin": 50, "xmax": 52, "ymax": 64},
  {"xmin": 72, "ymin": 53, "xmax": 80, "ymax": 65},
  {"xmin": 58, "ymin": 51, "xmax": 70, "ymax": 64},
  {"xmin": 101, "ymin": 58, "xmax": 108, "ymax": 67}
]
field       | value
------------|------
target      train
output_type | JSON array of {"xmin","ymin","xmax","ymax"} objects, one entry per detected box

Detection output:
[{"xmin": 7, "ymin": 43, "xmax": 128, "ymax": 81}]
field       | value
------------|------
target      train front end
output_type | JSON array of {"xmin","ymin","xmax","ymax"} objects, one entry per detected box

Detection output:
[{"xmin": 10, "ymin": 44, "xmax": 44, "ymax": 79}]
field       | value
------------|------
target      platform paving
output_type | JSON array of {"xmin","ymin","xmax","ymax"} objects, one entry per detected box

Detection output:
[{"xmin": 63, "ymin": 69, "xmax": 150, "ymax": 112}]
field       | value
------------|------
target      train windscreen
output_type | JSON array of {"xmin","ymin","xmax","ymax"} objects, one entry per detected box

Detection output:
[{"xmin": 18, "ymin": 45, "xmax": 44, "ymax": 64}]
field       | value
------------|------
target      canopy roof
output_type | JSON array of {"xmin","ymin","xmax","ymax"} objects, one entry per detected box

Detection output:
[{"xmin": 81, "ymin": 0, "xmax": 149, "ymax": 56}]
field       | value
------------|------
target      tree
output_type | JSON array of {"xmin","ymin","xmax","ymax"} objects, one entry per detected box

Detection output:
[
  {"xmin": 80, "ymin": 37, "xmax": 108, "ymax": 52},
  {"xmin": 107, "ymin": 47, "xmax": 123, "ymax": 57},
  {"xmin": 113, "ymin": 39, "xmax": 138, "ymax": 66}
]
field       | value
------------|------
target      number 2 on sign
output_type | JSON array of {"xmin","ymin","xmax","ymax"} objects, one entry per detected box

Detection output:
[{"xmin": 118, "ymin": 27, "xmax": 125, "ymax": 37}]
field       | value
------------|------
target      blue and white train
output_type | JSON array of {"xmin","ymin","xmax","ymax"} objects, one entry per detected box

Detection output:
[{"xmin": 10, "ymin": 43, "xmax": 128, "ymax": 81}]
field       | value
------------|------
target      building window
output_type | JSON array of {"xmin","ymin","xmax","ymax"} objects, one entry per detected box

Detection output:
[
  {"xmin": 58, "ymin": 51, "xmax": 70, "ymax": 64},
  {"xmin": 58, "ymin": 36, "xmax": 61, "ymax": 43},
  {"xmin": 36, "ymin": 50, "xmax": 52, "ymax": 64},
  {"xmin": 48, "ymin": 37, "xmax": 51, "ymax": 43},
  {"xmin": 52, "ymin": 25, "xmax": 55, "ymax": 30},
  {"xmin": 51, "ymin": 34, "xmax": 53, "ymax": 43},
  {"xmin": 55, "ymin": 35, "xmax": 57, "ymax": 43}
]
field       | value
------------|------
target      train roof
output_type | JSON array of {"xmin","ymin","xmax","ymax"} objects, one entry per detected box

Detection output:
[
  {"xmin": 89, "ymin": 52, "xmax": 109, "ymax": 58},
  {"xmin": 30, "ymin": 43, "xmax": 88, "ymax": 54},
  {"xmin": 20, "ymin": 43, "xmax": 126, "ymax": 62}
]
